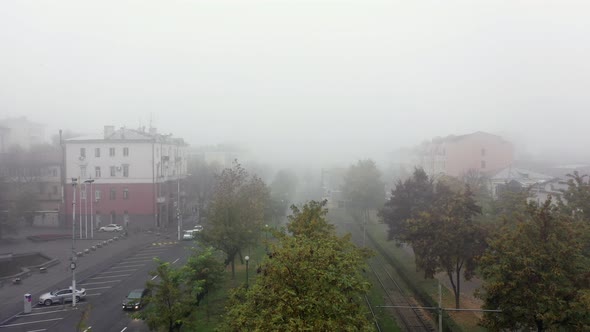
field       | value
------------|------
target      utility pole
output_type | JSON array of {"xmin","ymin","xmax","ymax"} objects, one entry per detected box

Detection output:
[{"xmin": 71, "ymin": 178, "xmax": 78, "ymax": 307}]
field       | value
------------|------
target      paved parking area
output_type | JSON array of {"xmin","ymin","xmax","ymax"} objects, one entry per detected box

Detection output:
[
  {"xmin": 0, "ymin": 244, "xmax": 176, "ymax": 332},
  {"xmin": 0, "ymin": 227, "xmax": 177, "ymax": 326}
]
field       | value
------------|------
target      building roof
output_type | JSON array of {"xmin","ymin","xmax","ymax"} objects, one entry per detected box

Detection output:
[
  {"xmin": 67, "ymin": 127, "xmax": 187, "ymax": 145},
  {"xmin": 491, "ymin": 166, "xmax": 554, "ymax": 184},
  {"xmin": 433, "ymin": 131, "xmax": 509, "ymax": 144}
]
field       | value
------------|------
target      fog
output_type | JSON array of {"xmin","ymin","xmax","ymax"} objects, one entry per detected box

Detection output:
[{"xmin": 2, "ymin": 0, "xmax": 590, "ymax": 168}]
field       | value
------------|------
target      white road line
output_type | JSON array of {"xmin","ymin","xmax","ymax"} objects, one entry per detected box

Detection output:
[
  {"xmin": 120, "ymin": 327, "xmax": 127, "ymax": 332},
  {"xmin": 84, "ymin": 286, "xmax": 112, "ymax": 291},
  {"xmin": 172, "ymin": 258, "xmax": 180, "ymax": 264},
  {"xmin": 80, "ymin": 280, "xmax": 121, "ymax": 285},
  {"xmin": 89, "ymin": 274, "xmax": 131, "ymax": 279},
  {"xmin": 113, "ymin": 264, "xmax": 145, "ymax": 268},
  {"xmin": 99, "ymin": 269, "xmax": 137, "ymax": 274},
  {"xmin": 122, "ymin": 258, "xmax": 153, "ymax": 261},
  {"xmin": 27, "ymin": 329, "xmax": 46, "ymax": 332},
  {"xmin": 151, "ymin": 275, "xmax": 158, "ymax": 280},
  {"xmin": 83, "ymin": 327, "xmax": 92, "ymax": 332},
  {"xmin": 85, "ymin": 293, "xmax": 101, "ymax": 297},
  {"xmin": 17, "ymin": 309, "xmax": 67, "ymax": 317},
  {"xmin": 0, "ymin": 317, "xmax": 62, "ymax": 327}
]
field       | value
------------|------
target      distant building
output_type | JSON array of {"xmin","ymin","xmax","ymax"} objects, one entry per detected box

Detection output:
[
  {"xmin": 0, "ymin": 147, "xmax": 62, "ymax": 226},
  {"xmin": 418, "ymin": 131, "xmax": 514, "ymax": 178},
  {"xmin": 320, "ymin": 168, "xmax": 348, "ymax": 209},
  {"xmin": 63, "ymin": 126, "xmax": 188, "ymax": 232},
  {"xmin": 489, "ymin": 167, "xmax": 554, "ymax": 199},
  {"xmin": 0, "ymin": 117, "xmax": 46, "ymax": 152},
  {"xmin": 187, "ymin": 144, "xmax": 243, "ymax": 169}
]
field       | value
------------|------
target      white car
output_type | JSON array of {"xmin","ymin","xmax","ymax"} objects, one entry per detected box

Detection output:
[
  {"xmin": 39, "ymin": 287, "xmax": 86, "ymax": 306},
  {"xmin": 182, "ymin": 230, "xmax": 196, "ymax": 240},
  {"xmin": 99, "ymin": 224, "xmax": 123, "ymax": 232}
]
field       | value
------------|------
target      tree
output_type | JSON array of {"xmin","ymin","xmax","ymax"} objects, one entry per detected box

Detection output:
[
  {"xmin": 406, "ymin": 183, "xmax": 486, "ymax": 308},
  {"xmin": 221, "ymin": 200, "xmax": 374, "ymax": 331},
  {"xmin": 182, "ymin": 246, "xmax": 225, "ymax": 307},
  {"xmin": 141, "ymin": 260, "xmax": 192, "ymax": 332},
  {"xmin": 342, "ymin": 159, "xmax": 385, "ymax": 224},
  {"xmin": 186, "ymin": 158, "xmax": 220, "ymax": 223},
  {"xmin": 559, "ymin": 171, "xmax": 590, "ymax": 221},
  {"xmin": 379, "ymin": 167, "xmax": 435, "ymax": 242},
  {"xmin": 477, "ymin": 199, "xmax": 590, "ymax": 331},
  {"xmin": 201, "ymin": 161, "xmax": 270, "ymax": 279}
]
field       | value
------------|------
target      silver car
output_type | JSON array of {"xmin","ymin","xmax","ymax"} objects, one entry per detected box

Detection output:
[
  {"xmin": 99, "ymin": 224, "xmax": 123, "ymax": 232},
  {"xmin": 39, "ymin": 287, "xmax": 86, "ymax": 306}
]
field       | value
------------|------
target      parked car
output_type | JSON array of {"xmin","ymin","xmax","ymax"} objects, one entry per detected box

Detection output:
[
  {"xmin": 99, "ymin": 224, "xmax": 123, "ymax": 232},
  {"xmin": 182, "ymin": 230, "xmax": 196, "ymax": 240},
  {"xmin": 39, "ymin": 287, "xmax": 86, "ymax": 306},
  {"xmin": 122, "ymin": 288, "xmax": 149, "ymax": 310},
  {"xmin": 194, "ymin": 225, "xmax": 203, "ymax": 232}
]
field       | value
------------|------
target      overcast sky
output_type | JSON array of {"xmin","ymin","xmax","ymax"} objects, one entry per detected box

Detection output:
[{"xmin": 2, "ymin": 0, "xmax": 590, "ymax": 167}]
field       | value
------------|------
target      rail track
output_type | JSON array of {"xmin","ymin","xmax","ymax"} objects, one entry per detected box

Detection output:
[{"xmin": 339, "ymin": 221, "xmax": 434, "ymax": 332}]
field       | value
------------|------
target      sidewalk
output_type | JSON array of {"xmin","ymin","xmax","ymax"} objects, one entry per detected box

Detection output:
[{"xmin": 0, "ymin": 226, "xmax": 176, "ymax": 324}]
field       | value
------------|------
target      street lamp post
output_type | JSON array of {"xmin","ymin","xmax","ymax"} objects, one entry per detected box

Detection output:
[
  {"xmin": 71, "ymin": 178, "xmax": 78, "ymax": 307},
  {"xmin": 84, "ymin": 179, "xmax": 95, "ymax": 239},
  {"xmin": 245, "ymin": 255, "xmax": 250, "ymax": 288},
  {"xmin": 265, "ymin": 224, "xmax": 269, "ymax": 252}
]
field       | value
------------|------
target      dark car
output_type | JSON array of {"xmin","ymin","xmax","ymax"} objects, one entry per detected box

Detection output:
[{"xmin": 122, "ymin": 288, "xmax": 149, "ymax": 310}]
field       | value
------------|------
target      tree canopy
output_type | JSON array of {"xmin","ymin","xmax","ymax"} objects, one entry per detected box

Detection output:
[
  {"xmin": 221, "ymin": 200, "xmax": 374, "ymax": 331},
  {"xmin": 477, "ymin": 199, "xmax": 590, "ymax": 331},
  {"xmin": 342, "ymin": 159, "xmax": 385, "ymax": 219},
  {"xmin": 200, "ymin": 161, "xmax": 270, "ymax": 278},
  {"xmin": 379, "ymin": 167, "xmax": 435, "ymax": 242},
  {"xmin": 559, "ymin": 171, "xmax": 590, "ymax": 221}
]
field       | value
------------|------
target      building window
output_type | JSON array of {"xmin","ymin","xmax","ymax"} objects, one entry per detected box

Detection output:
[
  {"xmin": 109, "ymin": 147, "xmax": 115, "ymax": 156},
  {"xmin": 95, "ymin": 148, "xmax": 100, "ymax": 158},
  {"xmin": 110, "ymin": 166, "xmax": 116, "ymax": 177},
  {"xmin": 123, "ymin": 164, "xmax": 129, "ymax": 177},
  {"xmin": 481, "ymin": 148, "xmax": 486, "ymax": 156},
  {"xmin": 95, "ymin": 190, "xmax": 101, "ymax": 200},
  {"xmin": 95, "ymin": 166, "xmax": 101, "ymax": 178},
  {"xmin": 81, "ymin": 166, "xmax": 87, "ymax": 178},
  {"xmin": 123, "ymin": 147, "xmax": 129, "ymax": 157},
  {"xmin": 52, "ymin": 168, "xmax": 58, "ymax": 177},
  {"xmin": 80, "ymin": 148, "xmax": 86, "ymax": 158},
  {"xmin": 123, "ymin": 188, "xmax": 129, "ymax": 199},
  {"xmin": 110, "ymin": 188, "xmax": 116, "ymax": 200},
  {"xmin": 81, "ymin": 190, "xmax": 86, "ymax": 200},
  {"xmin": 110, "ymin": 211, "xmax": 116, "ymax": 224},
  {"xmin": 52, "ymin": 185, "xmax": 58, "ymax": 194},
  {"xmin": 481, "ymin": 160, "xmax": 486, "ymax": 169}
]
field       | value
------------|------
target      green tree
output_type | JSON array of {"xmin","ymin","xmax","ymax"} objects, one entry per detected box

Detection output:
[
  {"xmin": 379, "ymin": 167, "xmax": 435, "ymax": 242},
  {"xmin": 407, "ymin": 183, "xmax": 485, "ymax": 308},
  {"xmin": 559, "ymin": 171, "xmax": 590, "ymax": 221},
  {"xmin": 141, "ymin": 259, "xmax": 191, "ymax": 332},
  {"xmin": 201, "ymin": 161, "xmax": 270, "ymax": 279},
  {"xmin": 477, "ymin": 199, "xmax": 590, "ymax": 331},
  {"xmin": 342, "ymin": 159, "xmax": 385, "ymax": 224},
  {"xmin": 182, "ymin": 246, "xmax": 225, "ymax": 306},
  {"xmin": 221, "ymin": 200, "xmax": 374, "ymax": 331}
]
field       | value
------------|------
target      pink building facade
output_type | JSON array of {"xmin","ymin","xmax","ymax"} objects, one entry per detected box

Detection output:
[
  {"xmin": 419, "ymin": 131, "xmax": 514, "ymax": 177},
  {"xmin": 63, "ymin": 126, "xmax": 187, "ymax": 232}
]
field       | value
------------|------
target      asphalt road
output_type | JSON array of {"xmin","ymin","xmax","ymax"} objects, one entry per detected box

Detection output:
[{"xmin": 0, "ymin": 240, "xmax": 197, "ymax": 332}]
